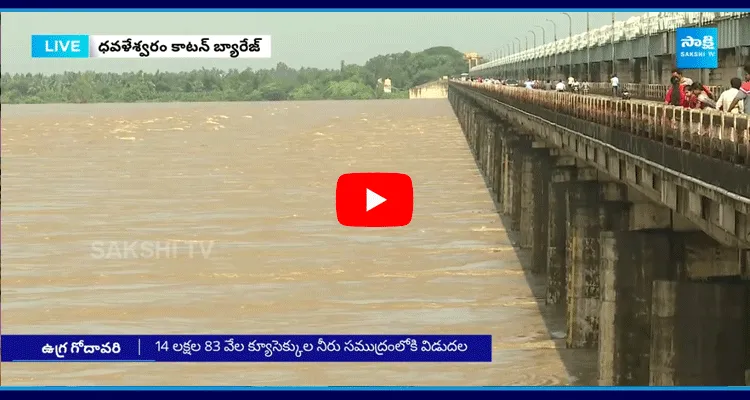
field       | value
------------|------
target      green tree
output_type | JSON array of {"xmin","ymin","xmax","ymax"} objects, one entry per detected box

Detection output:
[{"xmin": 1, "ymin": 46, "xmax": 467, "ymax": 104}]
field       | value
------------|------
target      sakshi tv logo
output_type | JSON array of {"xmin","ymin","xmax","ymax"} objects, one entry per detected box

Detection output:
[{"xmin": 675, "ymin": 27, "xmax": 718, "ymax": 70}]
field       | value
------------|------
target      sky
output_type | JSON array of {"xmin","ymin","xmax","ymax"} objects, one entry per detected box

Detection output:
[{"xmin": 1, "ymin": 12, "xmax": 644, "ymax": 74}]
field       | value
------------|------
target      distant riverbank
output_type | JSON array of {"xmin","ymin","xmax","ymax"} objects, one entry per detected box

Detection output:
[
  {"xmin": 0, "ymin": 91, "xmax": 410, "ymax": 105},
  {"xmin": 1, "ymin": 47, "xmax": 469, "ymax": 105},
  {"xmin": 0, "ymin": 69, "xmax": 410, "ymax": 104}
]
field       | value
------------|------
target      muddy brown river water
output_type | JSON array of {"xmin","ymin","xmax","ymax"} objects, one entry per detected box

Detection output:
[{"xmin": 1, "ymin": 99, "xmax": 596, "ymax": 385}]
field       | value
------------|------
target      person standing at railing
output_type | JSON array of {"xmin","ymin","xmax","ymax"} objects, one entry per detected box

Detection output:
[
  {"xmin": 665, "ymin": 75, "xmax": 688, "ymax": 107},
  {"xmin": 572, "ymin": 79, "xmax": 581, "ymax": 93},
  {"xmin": 685, "ymin": 82, "xmax": 716, "ymax": 109},
  {"xmin": 670, "ymin": 68, "xmax": 711, "ymax": 99},
  {"xmin": 726, "ymin": 64, "xmax": 750, "ymax": 115},
  {"xmin": 670, "ymin": 68, "xmax": 715, "ymax": 102},
  {"xmin": 610, "ymin": 74, "xmax": 619, "ymax": 97},
  {"xmin": 716, "ymin": 78, "xmax": 744, "ymax": 114},
  {"xmin": 672, "ymin": 68, "xmax": 693, "ymax": 87}
]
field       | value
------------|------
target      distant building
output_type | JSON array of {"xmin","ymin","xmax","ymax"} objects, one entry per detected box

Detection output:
[
  {"xmin": 464, "ymin": 52, "xmax": 481, "ymax": 69},
  {"xmin": 383, "ymin": 78, "xmax": 392, "ymax": 93}
]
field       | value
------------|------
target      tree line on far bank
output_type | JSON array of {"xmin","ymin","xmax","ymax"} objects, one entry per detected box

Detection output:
[{"xmin": 0, "ymin": 46, "xmax": 468, "ymax": 104}]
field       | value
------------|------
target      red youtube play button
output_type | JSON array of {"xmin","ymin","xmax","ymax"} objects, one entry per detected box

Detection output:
[{"xmin": 336, "ymin": 172, "xmax": 413, "ymax": 228}]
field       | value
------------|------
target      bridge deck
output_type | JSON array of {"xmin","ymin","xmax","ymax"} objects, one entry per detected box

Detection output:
[
  {"xmin": 451, "ymin": 81, "xmax": 750, "ymax": 248},
  {"xmin": 461, "ymin": 82, "xmax": 750, "ymax": 170}
]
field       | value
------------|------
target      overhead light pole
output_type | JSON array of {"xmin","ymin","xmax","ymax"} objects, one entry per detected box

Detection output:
[
  {"xmin": 534, "ymin": 25, "xmax": 546, "ymax": 81},
  {"xmin": 528, "ymin": 30, "xmax": 537, "ymax": 79},
  {"xmin": 546, "ymin": 18, "xmax": 558, "ymax": 80},
  {"xmin": 586, "ymin": 12, "xmax": 591, "ymax": 82},
  {"xmin": 562, "ymin": 12, "xmax": 573, "ymax": 78},
  {"xmin": 514, "ymin": 37, "xmax": 522, "ymax": 80},
  {"xmin": 611, "ymin": 12, "xmax": 616, "ymax": 76}
]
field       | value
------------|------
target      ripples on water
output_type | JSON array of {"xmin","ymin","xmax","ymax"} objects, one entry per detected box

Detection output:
[{"xmin": 1, "ymin": 100, "xmax": 596, "ymax": 386}]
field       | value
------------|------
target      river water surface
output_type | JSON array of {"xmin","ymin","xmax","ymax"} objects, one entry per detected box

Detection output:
[{"xmin": 1, "ymin": 99, "xmax": 596, "ymax": 385}]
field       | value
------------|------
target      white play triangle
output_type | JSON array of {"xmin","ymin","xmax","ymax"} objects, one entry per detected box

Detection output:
[{"xmin": 366, "ymin": 188, "xmax": 387, "ymax": 212}]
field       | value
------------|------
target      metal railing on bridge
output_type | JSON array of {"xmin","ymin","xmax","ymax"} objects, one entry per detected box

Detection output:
[
  {"xmin": 452, "ymin": 81, "xmax": 750, "ymax": 168},
  {"xmin": 584, "ymin": 82, "xmax": 724, "ymax": 102}
]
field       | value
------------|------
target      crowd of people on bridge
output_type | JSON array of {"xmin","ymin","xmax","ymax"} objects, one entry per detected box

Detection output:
[
  {"xmin": 465, "ymin": 76, "xmax": 590, "ymax": 94},
  {"xmin": 463, "ymin": 63, "xmax": 749, "ymax": 115},
  {"xmin": 664, "ymin": 65, "xmax": 749, "ymax": 114}
]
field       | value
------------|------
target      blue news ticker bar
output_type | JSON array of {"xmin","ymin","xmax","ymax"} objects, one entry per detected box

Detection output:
[
  {"xmin": 1, "ymin": 335, "xmax": 492, "ymax": 362},
  {"xmin": 31, "ymin": 34, "xmax": 90, "ymax": 58},
  {"xmin": 1, "ymin": 388, "xmax": 750, "ymax": 400}
]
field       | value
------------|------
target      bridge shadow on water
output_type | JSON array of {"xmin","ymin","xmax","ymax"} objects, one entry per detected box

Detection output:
[{"xmin": 466, "ymin": 143, "xmax": 600, "ymax": 387}]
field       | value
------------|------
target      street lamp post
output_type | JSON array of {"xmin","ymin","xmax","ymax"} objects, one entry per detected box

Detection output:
[
  {"xmin": 506, "ymin": 43, "xmax": 512, "ymax": 79},
  {"xmin": 546, "ymin": 19, "xmax": 557, "ymax": 81},
  {"xmin": 698, "ymin": 13, "xmax": 709, "ymax": 84},
  {"xmin": 514, "ymin": 37, "xmax": 522, "ymax": 80},
  {"xmin": 500, "ymin": 47, "xmax": 505, "ymax": 79},
  {"xmin": 524, "ymin": 36, "xmax": 530, "ymax": 80},
  {"xmin": 586, "ymin": 12, "xmax": 591, "ymax": 82},
  {"xmin": 494, "ymin": 49, "xmax": 500, "ymax": 77},
  {"xmin": 534, "ymin": 25, "xmax": 546, "ymax": 81},
  {"xmin": 534, "ymin": 26, "xmax": 546, "ymax": 45},
  {"xmin": 498, "ymin": 48, "xmax": 504, "ymax": 77},
  {"xmin": 528, "ymin": 30, "xmax": 537, "ymax": 79},
  {"xmin": 500, "ymin": 47, "xmax": 504, "ymax": 67},
  {"xmin": 611, "ymin": 12, "xmax": 616, "ymax": 76},
  {"xmin": 524, "ymin": 37, "xmax": 530, "ymax": 80},
  {"xmin": 562, "ymin": 12, "xmax": 573, "ymax": 79},
  {"xmin": 645, "ymin": 15, "xmax": 652, "ymax": 84}
]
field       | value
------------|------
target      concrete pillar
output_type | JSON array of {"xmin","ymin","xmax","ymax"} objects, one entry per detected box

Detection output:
[
  {"xmin": 487, "ymin": 124, "xmax": 497, "ymax": 193},
  {"xmin": 474, "ymin": 113, "xmax": 483, "ymax": 170},
  {"xmin": 648, "ymin": 56, "xmax": 658, "ymax": 85},
  {"xmin": 628, "ymin": 59, "xmax": 636, "ymax": 83},
  {"xmin": 546, "ymin": 165, "xmax": 575, "ymax": 305},
  {"xmin": 492, "ymin": 127, "xmax": 505, "ymax": 206},
  {"xmin": 601, "ymin": 61, "xmax": 610, "ymax": 80},
  {"xmin": 482, "ymin": 117, "xmax": 495, "ymax": 181},
  {"xmin": 519, "ymin": 152, "xmax": 535, "ymax": 248},
  {"xmin": 566, "ymin": 181, "xmax": 629, "ymax": 349},
  {"xmin": 700, "ymin": 69, "xmax": 710, "ymax": 87},
  {"xmin": 650, "ymin": 280, "xmax": 747, "ymax": 386},
  {"xmin": 484, "ymin": 120, "xmax": 493, "ymax": 180},
  {"xmin": 500, "ymin": 138, "xmax": 510, "ymax": 215},
  {"xmin": 598, "ymin": 230, "xmax": 673, "ymax": 386},
  {"xmin": 471, "ymin": 111, "xmax": 480, "ymax": 158},
  {"xmin": 475, "ymin": 114, "xmax": 486, "ymax": 172},
  {"xmin": 465, "ymin": 108, "xmax": 477, "ymax": 155},
  {"xmin": 501, "ymin": 138, "xmax": 514, "ymax": 216},
  {"xmin": 517, "ymin": 147, "xmax": 551, "ymax": 255},
  {"xmin": 508, "ymin": 139, "xmax": 529, "ymax": 231},
  {"xmin": 530, "ymin": 148, "xmax": 551, "ymax": 274},
  {"xmin": 481, "ymin": 119, "xmax": 488, "ymax": 176}
]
